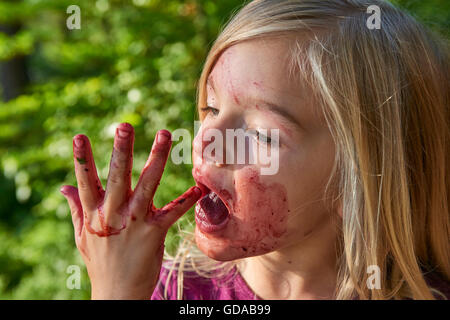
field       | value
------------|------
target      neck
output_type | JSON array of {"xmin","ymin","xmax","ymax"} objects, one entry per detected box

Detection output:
[{"xmin": 238, "ymin": 217, "xmax": 339, "ymax": 300}]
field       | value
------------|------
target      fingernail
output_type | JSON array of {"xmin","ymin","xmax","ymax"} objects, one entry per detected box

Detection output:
[
  {"xmin": 117, "ymin": 123, "xmax": 133, "ymax": 138},
  {"xmin": 117, "ymin": 128, "xmax": 131, "ymax": 138},
  {"xmin": 157, "ymin": 130, "xmax": 171, "ymax": 144},
  {"xmin": 60, "ymin": 186, "xmax": 68, "ymax": 196},
  {"xmin": 74, "ymin": 136, "xmax": 85, "ymax": 148}
]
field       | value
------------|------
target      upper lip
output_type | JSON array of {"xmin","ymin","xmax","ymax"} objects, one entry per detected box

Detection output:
[{"xmin": 192, "ymin": 168, "xmax": 233, "ymax": 214}]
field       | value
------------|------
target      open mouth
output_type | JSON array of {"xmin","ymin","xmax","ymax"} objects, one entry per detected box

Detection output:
[{"xmin": 194, "ymin": 182, "xmax": 230, "ymax": 234}]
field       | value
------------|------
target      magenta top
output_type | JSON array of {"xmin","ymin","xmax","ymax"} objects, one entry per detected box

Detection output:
[
  {"xmin": 151, "ymin": 264, "xmax": 450, "ymax": 300},
  {"xmin": 151, "ymin": 264, "xmax": 259, "ymax": 300}
]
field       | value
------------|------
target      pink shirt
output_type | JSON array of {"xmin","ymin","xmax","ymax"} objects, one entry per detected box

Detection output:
[{"xmin": 151, "ymin": 265, "xmax": 260, "ymax": 300}]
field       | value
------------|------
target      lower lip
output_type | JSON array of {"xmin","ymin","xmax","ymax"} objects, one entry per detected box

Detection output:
[{"xmin": 195, "ymin": 192, "xmax": 230, "ymax": 234}]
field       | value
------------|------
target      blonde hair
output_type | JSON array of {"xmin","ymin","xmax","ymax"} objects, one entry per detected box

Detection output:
[{"xmin": 162, "ymin": 0, "xmax": 450, "ymax": 300}]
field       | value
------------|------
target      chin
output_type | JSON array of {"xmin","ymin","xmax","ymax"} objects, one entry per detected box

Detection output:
[
  {"xmin": 194, "ymin": 227, "xmax": 241, "ymax": 261},
  {"xmin": 194, "ymin": 226, "xmax": 277, "ymax": 261}
]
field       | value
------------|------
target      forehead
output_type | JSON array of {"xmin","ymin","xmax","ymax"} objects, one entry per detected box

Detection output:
[
  {"xmin": 207, "ymin": 37, "xmax": 322, "ymax": 130},
  {"xmin": 208, "ymin": 38, "xmax": 302, "ymax": 101}
]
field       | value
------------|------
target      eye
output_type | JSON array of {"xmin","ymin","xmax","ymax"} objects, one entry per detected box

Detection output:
[
  {"xmin": 256, "ymin": 131, "xmax": 272, "ymax": 144},
  {"xmin": 200, "ymin": 106, "xmax": 219, "ymax": 116},
  {"xmin": 247, "ymin": 128, "xmax": 276, "ymax": 146}
]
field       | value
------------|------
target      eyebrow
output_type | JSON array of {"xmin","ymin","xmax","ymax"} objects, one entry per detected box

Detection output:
[
  {"xmin": 256, "ymin": 100, "xmax": 303, "ymax": 131},
  {"xmin": 207, "ymin": 76, "xmax": 302, "ymax": 131}
]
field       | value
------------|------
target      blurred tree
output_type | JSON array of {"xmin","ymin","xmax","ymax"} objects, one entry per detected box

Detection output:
[
  {"xmin": 0, "ymin": 0, "xmax": 246, "ymax": 299},
  {"xmin": 391, "ymin": 0, "xmax": 449, "ymax": 36},
  {"xmin": 0, "ymin": 22, "xmax": 30, "ymax": 101},
  {"xmin": 0, "ymin": 0, "xmax": 447, "ymax": 299}
]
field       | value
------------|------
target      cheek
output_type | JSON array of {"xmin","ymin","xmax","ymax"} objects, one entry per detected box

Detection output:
[{"xmin": 195, "ymin": 167, "xmax": 289, "ymax": 261}]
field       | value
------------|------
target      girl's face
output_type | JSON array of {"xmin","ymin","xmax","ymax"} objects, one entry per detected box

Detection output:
[{"xmin": 192, "ymin": 37, "xmax": 337, "ymax": 261}]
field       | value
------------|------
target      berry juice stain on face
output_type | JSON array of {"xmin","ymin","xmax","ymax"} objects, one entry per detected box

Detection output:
[
  {"xmin": 229, "ymin": 167, "xmax": 288, "ymax": 239},
  {"xmin": 194, "ymin": 167, "xmax": 289, "ymax": 261},
  {"xmin": 212, "ymin": 50, "xmax": 242, "ymax": 106}
]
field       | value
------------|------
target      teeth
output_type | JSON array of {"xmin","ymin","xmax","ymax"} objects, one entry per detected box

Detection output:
[
  {"xmin": 209, "ymin": 192, "xmax": 219, "ymax": 202},
  {"xmin": 196, "ymin": 205, "xmax": 207, "ymax": 219}
]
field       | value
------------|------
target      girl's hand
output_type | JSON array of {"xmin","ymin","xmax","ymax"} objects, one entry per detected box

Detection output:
[{"xmin": 60, "ymin": 123, "xmax": 202, "ymax": 299}]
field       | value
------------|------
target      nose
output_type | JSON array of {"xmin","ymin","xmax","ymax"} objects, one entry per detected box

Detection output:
[
  {"xmin": 193, "ymin": 125, "xmax": 228, "ymax": 167},
  {"xmin": 193, "ymin": 122, "xmax": 255, "ymax": 168}
]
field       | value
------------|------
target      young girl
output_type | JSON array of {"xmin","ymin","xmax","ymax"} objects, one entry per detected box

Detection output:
[{"xmin": 61, "ymin": 0, "xmax": 450, "ymax": 300}]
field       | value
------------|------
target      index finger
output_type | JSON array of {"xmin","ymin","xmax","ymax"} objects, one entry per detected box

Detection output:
[{"xmin": 149, "ymin": 186, "xmax": 202, "ymax": 229}]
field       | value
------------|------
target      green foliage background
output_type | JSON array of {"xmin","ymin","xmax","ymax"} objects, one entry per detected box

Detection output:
[{"xmin": 0, "ymin": 0, "xmax": 448, "ymax": 299}]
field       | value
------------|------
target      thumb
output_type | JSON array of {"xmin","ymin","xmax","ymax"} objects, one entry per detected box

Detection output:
[{"xmin": 60, "ymin": 185, "xmax": 84, "ymax": 244}]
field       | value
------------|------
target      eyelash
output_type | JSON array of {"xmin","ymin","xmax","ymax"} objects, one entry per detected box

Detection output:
[
  {"xmin": 255, "ymin": 131, "xmax": 272, "ymax": 144},
  {"xmin": 200, "ymin": 106, "xmax": 219, "ymax": 116},
  {"xmin": 201, "ymin": 105, "xmax": 274, "ymax": 145}
]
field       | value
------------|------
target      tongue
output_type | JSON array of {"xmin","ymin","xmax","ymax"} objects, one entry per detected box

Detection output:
[{"xmin": 199, "ymin": 192, "xmax": 229, "ymax": 225}]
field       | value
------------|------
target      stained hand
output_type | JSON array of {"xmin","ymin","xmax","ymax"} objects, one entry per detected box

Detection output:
[{"xmin": 60, "ymin": 123, "xmax": 201, "ymax": 299}]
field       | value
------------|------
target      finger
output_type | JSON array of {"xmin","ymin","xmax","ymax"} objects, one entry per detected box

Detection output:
[
  {"xmin": 60, "ymin": 185, "xmax": 84, "ymax": 245},
  {"xmin": 103, "ymin": 123, "xmax": 134, "ymax": 219},
  {"xmin": 130, "ymin": 129, "xmax": 172, "ymax": 217},
  {"xmin": 150, "ymin": 186, "xmax": 202, "ymax": 229},
  {"xmin": 73, "ymin": 134, "xmax": 104, "ymax": 213}
]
